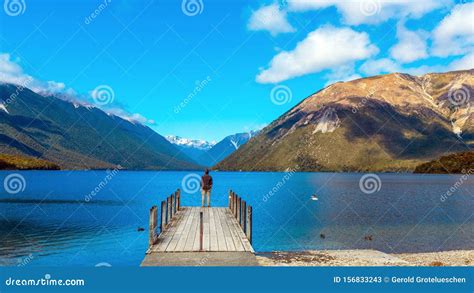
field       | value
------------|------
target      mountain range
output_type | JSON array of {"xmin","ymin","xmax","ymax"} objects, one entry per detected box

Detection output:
[
  {"xmin": 2, "ymin": 69, "xmax": 472, "ymax": 172},
  {"xmin": 217, "ymin": 70, "xmax": 473, "ymax": 172},
  {"xmin": 0, "ymin": 83, "xmax": 199, "ymax": 170},
  {"xmin": 166, "ymin": 131, "xmax": 257, "ymax": 167}
]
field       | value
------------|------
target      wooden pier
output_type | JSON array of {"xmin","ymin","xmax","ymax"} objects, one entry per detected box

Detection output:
[{"xmin": 141, "ymin": 189, "xmax": 258, "ymax": 266}]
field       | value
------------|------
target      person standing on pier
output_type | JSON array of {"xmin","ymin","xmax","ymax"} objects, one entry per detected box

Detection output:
[{"xmin": 201, "ymin": 169, "xmax": 213, "ymax": 207}]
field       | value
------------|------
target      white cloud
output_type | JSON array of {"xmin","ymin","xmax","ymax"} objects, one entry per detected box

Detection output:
[
  {"xmin": 324, "ymin": 65, "xmax": 361, "ymax": 86},
  {"xmin": 0, "ymin": 54, "xmax": 23, "ymax": 76},
  {"xmin": 0, "ymin": 52, "xmax": 156, "ymax": 126},
  {"xmin": 360, "ymin": 58, "xmax": 401, "ymax": 75},
  {"xmin": 0, "ymin": 54, "xmax": 35, "ymax": 89},
  {"xmin": 106, "ymin": 108, "xmax": 156, "ymax": 125},
  {"xmin": 287, "ymin": 0, "xmax": 453, "ymax": 25},
  {"xmin": 256, "ymin": 26, "xmax": 378, "ymax": 83},
  {"xmin": 402, "ymin": 64, "xmax": 447, "ymax": 76},
  {"xmin": 359, "ymin": 53, "xmax": 473, "ymax": 78},
  {"xmin": 432, "ymin": 2, "xmax": 474, "ymax": 57},
  {"xmin": 390, "ymin": 21, "xmax": 428, "ymax": 63},
  {"xmin": 395, "ymin": 54, "xmax": 473, "ymax": 76},
  {"xmin": 248, "ymin": 3, "xmax": 295, "ymax": 36},
  {"xmin": 448, "ymin": 52, "xmax": 474, "ymax": 71},
  {"xmin": 0, "ymin": 53, "xmax": 74, "ymax": 95},
  {"xmin": 399, "ymin": 3, "xmax": 474, "ymax": 75}
]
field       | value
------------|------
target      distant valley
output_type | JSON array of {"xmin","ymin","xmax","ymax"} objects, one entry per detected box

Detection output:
[{"xmin": 166, "ymin": 131, "xmax": 257, "ymax": 167}]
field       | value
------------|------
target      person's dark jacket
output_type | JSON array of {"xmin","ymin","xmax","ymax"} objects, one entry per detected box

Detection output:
[{"xmin": 201, "ymin": 174, "xmax": 213, "ymax": 191}]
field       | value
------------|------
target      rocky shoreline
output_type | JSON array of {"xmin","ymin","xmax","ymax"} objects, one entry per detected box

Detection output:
[{"xmin": 256, "ymin": 250, "xmax": 474, "ymax": 266}]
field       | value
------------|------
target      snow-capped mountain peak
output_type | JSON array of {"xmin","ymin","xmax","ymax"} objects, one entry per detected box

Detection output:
[{"xmin": 166, "ymin": 135, "xmax": 216, "ymax": 150}]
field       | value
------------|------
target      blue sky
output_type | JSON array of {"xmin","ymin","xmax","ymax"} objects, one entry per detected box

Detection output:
[{"xmin": 0, "ymin": 0, "xmax": 473, "ymax": 141}]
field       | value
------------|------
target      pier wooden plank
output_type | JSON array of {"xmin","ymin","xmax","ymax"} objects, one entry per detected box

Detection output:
[
  {"xmin": 226, "ymin": 208, "xmax": 253, "ymax": 252},
  {"xmin": 203, "ymin": 208, "xmax": 210, "ymax": 251},
  {"xmin": 222, "ymin": 209, "xmax": 245, "ymax": 252},
  {"xmin": 166, "ymin": 207, "xmax": 191, "ymax": 252},
  {"xmin": 185, "ymin": 208, "xmax": 200, "ymax": 251},
  {"xmin": 174, "ymin": 207, "xmax": 194, "ymax": 251},
  {"xmin": 209, "ymin": 208, "xmax": 219, "ymax": 251},
  {"xmin": 192, "ymin": 209, "xmax": 201, "ymax": 251},
  {"xmin": 218, "ymin": 208, "xmax": 236, "ymax": 251},
  {"xmin": 148, "ymin": 207, "xmax": 253, "ymax": 253},
  {"xmin": 214, "ymin": 208, "xmax": 227, "ymax": 251},
  {"xmin": 160, "ymin": 208, "xmax": 187, "ymax": 251},
  {"xmin": 153, "ymin": 220, "xmax": 176, "ymax": 251}
]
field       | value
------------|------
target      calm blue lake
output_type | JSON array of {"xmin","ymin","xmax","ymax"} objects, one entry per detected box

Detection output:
[{"xmin": 0, "ymin": 171, "xmax": 473, "ymax": 266}]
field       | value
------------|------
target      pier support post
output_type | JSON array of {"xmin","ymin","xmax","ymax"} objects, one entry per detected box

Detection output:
[
  {"xmin": 246, "ymin": 205, "xmax": 252, "ymax": 244},
  {"xmin": 171, "ymin": 194, "xmax": 175, "ymax": 218},
  {"xmin": 176, "ymin": 189, "xmax": 181, "ymax": 211},
  {"xmin": 149, "ymin": 206, "xmax": 157, "ymax": 246},
  {"xmin": 199, "ymin": 211, "xmax": 204, "ymax": 251},
  {"xmin": 167, "ymin": 196, "xmax": 172, "ymax": 224},
  {"xmin": 237, "ymin": 197, "xmax": 242, "ymax": 223},
  {"xmin": 231, "ymin": 193, "xmax": 234, "ymax": 214},
  {"xmin": 234, "ymin": 194, "xmax": 238, "ymax": 216},
  {"xmin": 234, "ymin": 196, "xmax": 237, "ymax": 218},
  {"xmin": 241, "ymin": 200, "xmax": 246, "ymax": 229},
  {"xmin": 160, "ymin": 200, "xmax": 166, "ymax": 233},
  {"xmin": 231, "ymin": 192, "xmax": 235, "ymax": 214}
]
